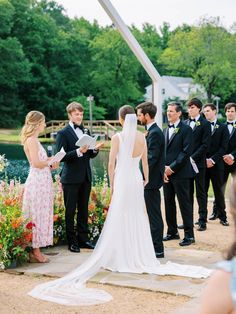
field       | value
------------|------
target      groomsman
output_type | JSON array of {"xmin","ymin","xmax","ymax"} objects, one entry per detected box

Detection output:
[
  {"xmin": 203, "ymin": 103, "xmax": 229, "ymax": 226},
  {"xmin": 136, "ymin": 101, "xmax": 165, "ymax": 258},
  {"xmin": 211, "ymin": 102, "xmax": 236, "ymax": 219},
  {"xmin": 185, "ymin": 98, "xmax": 211, "ymax": 231},
  {"xmin": 163, "ymin": 102, "xmax": 195, "ymax": 246},
  {"xmin": 223, "ymin": 102, "xmax": 236, "ymax": 186}
]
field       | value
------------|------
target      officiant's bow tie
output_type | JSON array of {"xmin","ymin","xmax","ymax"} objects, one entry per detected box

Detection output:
[
  {"xmin": 189, "ymin": 118, "xmax": 196, "ymax": 122},
  {"xmin": 73, "ymin": 123, "xmax": 83, "ymax": 130},
  {"xmin": 227, "ymin": 121, "xmax": 234, "ymax": 125}
]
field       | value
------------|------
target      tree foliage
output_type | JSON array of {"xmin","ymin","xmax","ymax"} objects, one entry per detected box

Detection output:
[{"xmin": 0, "ymin": 1, "xmax": 235, "ymax": 127}]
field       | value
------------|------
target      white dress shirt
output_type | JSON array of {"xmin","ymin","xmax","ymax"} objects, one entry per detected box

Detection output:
[{"xmin": 69, "ymin": 121, "xmax": 83, "ymax": 157}]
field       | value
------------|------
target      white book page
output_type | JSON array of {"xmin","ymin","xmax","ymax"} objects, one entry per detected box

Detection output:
[
  {"xmin": 75, "ymin": 134, "xmax": 98, "ymax": 149},
  {"xmin": 48, "ymin": 148, "xmax": 66, "ymax": 165}
]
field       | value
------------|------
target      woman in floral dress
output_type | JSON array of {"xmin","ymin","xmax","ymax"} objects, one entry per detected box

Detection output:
[{"xmin": 21, "ymin": 111, "xmax": 58, "ymax": 263}]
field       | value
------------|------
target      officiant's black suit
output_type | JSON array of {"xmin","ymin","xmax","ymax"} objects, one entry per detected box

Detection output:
[
  {"xmin": 144, "ymin": 123, "xmax": 165, "ymax": 255},
  {"xmin": 56, "ymin": 124, "xmax": 98, "ymax": 246},
  {"xmin": 185, "ymin": 116, "xmax": 211, "ymax": 225},
  {"xmin": 163, "ymin": 121, "xmax": 195, "ymax": 239},
  {"xmin": 205, "ymin": 121, "xmax": 229, "ymax": 221}
]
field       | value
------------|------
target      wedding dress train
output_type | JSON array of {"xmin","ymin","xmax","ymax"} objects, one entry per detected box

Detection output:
[{"xmin": 29, "ymin": 114, "xmax": 212, "ymax": 306}]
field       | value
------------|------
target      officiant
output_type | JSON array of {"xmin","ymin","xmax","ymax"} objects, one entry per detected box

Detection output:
[{"xmin": 56, "ymin": 102, "xmax": 103, "ymax": 253}]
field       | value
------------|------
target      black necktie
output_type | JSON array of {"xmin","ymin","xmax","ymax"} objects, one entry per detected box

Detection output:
[
  {"xmin": 73, "ymin": 123, "xmax": 83, "ymax": 130},
  {"xmin": 168, "ymin": 124, "xmax": 174, "ymax": 128},
  {"xmin": 189, "ymin": 118, "xmax": 196, "ymax": 122},
  {"xmin": 227, "ymin": 122, "xmax": 234, "ymax": 125}
]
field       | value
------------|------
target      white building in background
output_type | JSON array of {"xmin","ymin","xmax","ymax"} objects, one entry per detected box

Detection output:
[{"xmin": 144, "ymin": 75, "xmax": 206, "ymax": 106}]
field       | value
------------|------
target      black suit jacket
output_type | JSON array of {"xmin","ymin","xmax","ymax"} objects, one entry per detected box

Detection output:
[
  {"xmin": 145, "ymin": 123, "xmax": 165, "ymax": 190},
  {"xmin": 206, "ymin": 120, "xmax": 229, "ymax": 171},
  {"xmin": 56, "ymin": 124, "xmax": 98, "ymax": 184},
  {"xmin": 164, "ymin": 121, "xmax": 194, "ymax": 179},
  {"xmin": 185, "ymin": 116, "xmax": 211, "ymax": 169},
  {"xmin": 224, "ymin": 122, "xmax": 236, "ymax": 171}
]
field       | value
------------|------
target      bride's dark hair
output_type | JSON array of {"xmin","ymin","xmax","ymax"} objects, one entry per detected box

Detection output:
[
  {"xmin": 225, "ymin": 175, "xmax": 236, "ymax": 260},
  {"xmin": 119, "ymin": 105, "xmax": 135, "ymax": 120}
]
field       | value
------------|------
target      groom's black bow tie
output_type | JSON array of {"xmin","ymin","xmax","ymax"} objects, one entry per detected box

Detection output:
[
  {"xmin": 189, "ymin": 118, "xmax": 196, "ymax": 122},
  {"xmin": 227, "ymin": 121, "xmax": 234, "ymax": 125},
  {"xmin": 168, "ymin": 124, "xmax": 174, "ymax": 128},
  {"xmin": 73, "ymin": 123, "xmax": 83, "ymax": 130},
  {"xmin": 210, "ymin": 122, "xmax": 215, "ymax": 126}
]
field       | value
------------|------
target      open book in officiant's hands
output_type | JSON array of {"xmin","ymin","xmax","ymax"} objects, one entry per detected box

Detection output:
[{"xmin": 75, "ymin": 134, "xmax": 99, "ymax": 149}]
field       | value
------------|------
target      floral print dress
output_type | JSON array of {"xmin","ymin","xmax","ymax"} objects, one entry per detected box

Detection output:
[{"xmin": 22, "ymin": 143, "xmax": 54, "ymax": 248}]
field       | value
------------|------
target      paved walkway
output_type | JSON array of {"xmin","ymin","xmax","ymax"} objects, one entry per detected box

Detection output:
[{"xmin": 7, "ymin": 245, "xmax": 221, "ymax": 313}]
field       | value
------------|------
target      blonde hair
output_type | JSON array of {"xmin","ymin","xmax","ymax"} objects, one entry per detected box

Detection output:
[
  {"xmin": 66, "ymin": 102, "xmax": 84, "ymax": 115},
  {"xmin": 21, "ymin": 111, "xmax": 45, "ymax": 144}
]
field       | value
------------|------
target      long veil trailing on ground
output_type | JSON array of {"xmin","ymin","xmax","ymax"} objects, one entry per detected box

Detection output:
[{"xmin": 28, "ymin": 114, "xmax": 212, "ymax": 306}]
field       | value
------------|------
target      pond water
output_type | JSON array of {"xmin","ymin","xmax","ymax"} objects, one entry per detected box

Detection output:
[{"xmin": 0, "ymin": 143, "xmax": 109, "ymax": 183}]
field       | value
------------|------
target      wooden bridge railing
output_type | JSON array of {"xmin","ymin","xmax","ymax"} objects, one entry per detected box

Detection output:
[{"xmin": 41, "ymin": 120, "xmax": 120, "ymax": 140}]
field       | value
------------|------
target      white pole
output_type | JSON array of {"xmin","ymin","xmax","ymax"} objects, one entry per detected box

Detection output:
[{"xmin": 97, "ymin": 0, "xmax": 163, "ymax": 127}]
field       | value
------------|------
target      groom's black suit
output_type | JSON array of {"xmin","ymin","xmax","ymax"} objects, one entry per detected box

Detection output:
[
  {"xmin": 56, "ymin": 124, "xmax": 98, "ymax": 246},
  {"xmin": 163, "ymin": 121, "xmax": 195, "ymax": 239},
  {"xmin": 144, "ymin": 123, "xmax": 165, "ymax": 255}
]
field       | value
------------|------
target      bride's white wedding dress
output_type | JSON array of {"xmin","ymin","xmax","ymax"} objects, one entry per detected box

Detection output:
[{"xmin": 29, "ymin": 114, "xmax": 212, "ymax": 306}]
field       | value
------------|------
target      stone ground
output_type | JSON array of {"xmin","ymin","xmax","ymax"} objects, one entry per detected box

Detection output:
[{"xmin": 0, "ymin": 199, "xmax": 234, "ymax": 314}]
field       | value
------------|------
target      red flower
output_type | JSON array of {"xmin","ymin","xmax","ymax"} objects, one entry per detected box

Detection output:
[{"xmin": 26, "ymin": 222, "xmax": 36, "ymax": 230}]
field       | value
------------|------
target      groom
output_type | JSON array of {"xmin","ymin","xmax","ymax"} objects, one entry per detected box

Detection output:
[
  {"xmin": 136, "ymin": 102, "xmax": 165, "ymax": 258},
  {"xmin": 56, "ymin": 102, "xmax": 103, "ymax": 253}
]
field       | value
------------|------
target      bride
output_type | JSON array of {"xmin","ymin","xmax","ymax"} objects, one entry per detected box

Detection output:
[{"xmin": 29, "ymin": 105, "xmax": 212, "ymax": 306}]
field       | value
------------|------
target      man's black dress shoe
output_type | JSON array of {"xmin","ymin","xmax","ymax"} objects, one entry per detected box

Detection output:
[
  {"xmin": 177, "ymin": 224, "xmax": 184, "ymax": 229},
  {"xmin": 179, "ymin": 238, "xmax": 195, "ymax": 246},
  {"xmin": 78, "ymin": 241, "xmax": 95, "ymax": 249},
  {"xmin": 209, "ymin": 213, "xmax": 218, "ymax": 220},
  {"xmin": 155, "ymin": 252, "xmax": 164, "ymax": 258},
  {"xmin": 197, "ymin": 224, "xmax": 207, "ymax": 231},
  {"xmin": 68, "ymin": 244, "xmax": 80, "ymax": 253},
  {"xmin": 163, "ymin": 233, "xmax": 180, "ymax": 241},
  {"xmin": 220, "ymin": 220, "xmax": 229, "ymax": 226}
]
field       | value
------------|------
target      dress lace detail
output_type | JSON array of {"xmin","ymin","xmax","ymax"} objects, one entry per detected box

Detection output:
[
  {"xmin": 28, "ymin": 115, "xmax": 212, "ymax": 306},
  {"xmin": 22, "ymin": 144, "xmax": 54, "ymax": 248}
]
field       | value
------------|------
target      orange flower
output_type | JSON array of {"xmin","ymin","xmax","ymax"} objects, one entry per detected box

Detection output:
[
  {"xmin": 11, "ymin": 217, "xmax": 23, "ymax": 229},
  {"xmin": 0, "ymin": 243, "xmax": 3, "ymax": 249},
  {"xmin": 88, "ymin": 203, "xmax": 95, "ymax": 211},
  {"xmin": 53, "ymin": 214, "xmax": 59, "ymax": 222}
]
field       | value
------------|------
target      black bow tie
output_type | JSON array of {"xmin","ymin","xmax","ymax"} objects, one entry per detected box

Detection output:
[
  {"xmin": 227, "ymin": 122, "xmax": 234, "ymax": 125},
  {"xmin": 189, "ymin": 118, "xmax": 196, "ymax": 122},
  {"xmin": 73, "ymin": 123, "xmax": 83, "ymax": 130},
  {"xmin": 210, "ymin": 122, "xmax": 215, "ymax": 126},
  {"xmin": 168, "ymin": 124, "xmax": 174, "ymax": 128}
]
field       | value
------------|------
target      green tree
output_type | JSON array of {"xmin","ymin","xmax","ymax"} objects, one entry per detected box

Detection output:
[
  {"xmin": 90, "ymin": 28, "xmax": 142, "ymax": 118},
  {"xmin": 0, "ymin": 37, "xmax": 31, "ymax": 127},
  {"xmin": 161, "ymin": 18, "xmax": 236, "ymax": 102}
]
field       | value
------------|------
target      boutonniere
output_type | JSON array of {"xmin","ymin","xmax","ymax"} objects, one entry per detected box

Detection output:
[
  {"xmin": 84, "ymin": 128, "xmax": 89, "ymax": 134},
  {"xmin": 195, "ymin": 121, "xmax": 201, "ymax": 126},
  {"xmin": 174, "ymin": 127, "xmax": 180, "ymax": 134},
  {"xmin": 233, "ymin": 124, "xmax": 236, "ymax": 128},
  {"xmin": 214, "ymin": 124, "xmax": 219, "ymax": 129}
]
